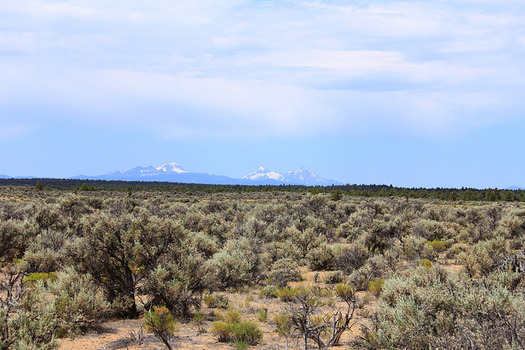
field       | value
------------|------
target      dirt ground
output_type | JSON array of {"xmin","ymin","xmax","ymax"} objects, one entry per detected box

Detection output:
[
  {"xmin": 58, "ymin": 303, "xmax": 371, "ymax": 350},
  {"xmin": 58, "ymin": 318, "xmax": 237, "ymax": 350},
  {"xmin": 59, "ymin": 258, "xmax": 463, "ymax": 349},
  {"xmin": 58, "ymin": 270, "xmax": 376, "ymax": 350}
]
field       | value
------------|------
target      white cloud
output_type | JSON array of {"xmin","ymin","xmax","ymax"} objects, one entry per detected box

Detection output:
[
  {"xmin": 253, "ymin": 50, "xmax": 404, "ymax": 71},
  {"xmin": 1, "ymin": 0, "xmax": 524, "ymax": 138}
]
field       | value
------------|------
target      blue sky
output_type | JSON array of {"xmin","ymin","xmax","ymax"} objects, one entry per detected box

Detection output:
[{"xmin": 1, "ymin": 0, "xmax": 525, "ymax": 188}]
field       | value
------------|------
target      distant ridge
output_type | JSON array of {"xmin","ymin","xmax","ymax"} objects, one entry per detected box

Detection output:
[
  {"xmin": 72, "ymin": 163, "xmax": 342, "ymax": 186},
  {"xmin": 242, "ymin": 167, "xmax": 342, "ymax": 186}
]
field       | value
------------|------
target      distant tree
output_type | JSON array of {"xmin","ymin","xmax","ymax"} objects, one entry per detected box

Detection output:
[
  {"xmin": 78, "ymin": 183, "xmax": 93, "ymax": 191},
  {"xmin": 331, "ymin": 190, "xmax": 343, "ymax": 201},
  {"xmin": 35, "ymin": 181, "xmax": 43, "ymax": 191}
]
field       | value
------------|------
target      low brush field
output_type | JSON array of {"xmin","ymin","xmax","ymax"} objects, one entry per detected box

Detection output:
[{"xmin": 1, "ymin": 183, "xmax": 524, "ymax": 349}]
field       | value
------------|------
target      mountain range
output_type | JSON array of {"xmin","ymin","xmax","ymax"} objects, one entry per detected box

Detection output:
[
  {"xmin": 70, "ymin": 163, "xmax": 343, "ymax": 186},
  {"xmin": 242, "ymin": 167, "xmax": 340, "ymax": 186},
  {"xmin": 3, "ymin": 164, "xmax": 522, "ymax": 188}
]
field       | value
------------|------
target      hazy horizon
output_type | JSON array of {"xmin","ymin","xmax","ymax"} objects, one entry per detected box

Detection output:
[{"xmin": 1, "ymin": 1, "xmax": 524, "ymax": 188}]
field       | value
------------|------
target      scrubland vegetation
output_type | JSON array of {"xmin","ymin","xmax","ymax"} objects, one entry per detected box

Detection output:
[{"xmin": 0, "ymin": 182, "xmax": 524, "ymax": 349}]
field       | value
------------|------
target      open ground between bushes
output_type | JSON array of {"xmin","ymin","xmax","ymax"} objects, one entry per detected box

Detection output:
[
  {"xmin": 59, "ymin": 259, "xmax": 461, "ymax": 350},
  {"xmin": 59, "ymin": 255, "xmax": 462, "ymax": 350},
  {"xmin": 59, "ymin": 269, "xmax": 374, "ymax": 349}
]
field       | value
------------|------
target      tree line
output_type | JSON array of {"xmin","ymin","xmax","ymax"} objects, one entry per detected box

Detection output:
[{"xmin": 1, "ymin": 178, "xmax": 524, "ymax": 202}]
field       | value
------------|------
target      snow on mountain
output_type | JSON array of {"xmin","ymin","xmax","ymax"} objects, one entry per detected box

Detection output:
[
  {"xmin": 72, "ymin": 163, "xmax": 342, "ymax": 186},
  {"xmin": 285, "ymin": 167, "xmax": 327, "ymax": 185},
  {"xmin": 242, "ymin": 167, "xmax": 285, "ymax": 182},
  {"xmin": 156, "ymin": 163, "xmax": 187, "ymax": 173},
  {"xmin": 242, "ymin": 167, "xmax": 342, "ymax": 186},
  {"xmin": 81, "ymin": 163, "xmax": 187, "ymax": 180},
  {"xmin": 73, "ymin": 162, "xmax": 240, "ymax": 184}
]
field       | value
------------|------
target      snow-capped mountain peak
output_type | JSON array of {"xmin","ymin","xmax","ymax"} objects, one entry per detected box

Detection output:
[
  {"xmin": 242, "ymin": 167, "xmax": 284, "ymax": 181},
  {"xmin": 72, "ymin": 163, "xmax": 342, "ymax": 186},
  {"xmin": 155, "ymin": 163, "xmax": 187, "ymax": 173},
  {"xmin": 285, "ymin": 168, "xmax": 325, "ymax": 184},
  {"xmin": 241, "ymin": 167, "xmax": 341, "ymax": 185}
]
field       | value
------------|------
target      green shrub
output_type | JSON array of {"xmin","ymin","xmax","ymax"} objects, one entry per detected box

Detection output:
[
  {"xmin": 231, "ymin": 321, "xmax": 263, "ymax": 345},
  {"xmin": 276, "ymin": 287, "xmax": 300, "ymax": 302},
  {"xmin": 221, "ymin": 307, "xmax": 241, "ymax": 324},
  {"xmin": 143, "ymin": 306, "xmax": 177, "ymax": 344},
  {"xmin": 348, "ymin": 250, "xmax": 401, "ymax": 290},
  {"xmin": 324, "ymin": 271, "xmax": 344, "ymax": 284},
  {"xmin": 368, "ymin": 279, "xmax": 384, "ymax": 297},
  {"xmin": 428, "ymin": 239, "xmax": 447, "ymax": 252},
  {"xmin": 234, "ymin": 339, "xmax": 249, "ymax": 350},
  {"xmin": 274, "ymin": 312, "xmax": 293, "ymax": 336},
  {"xmin": 21, "ymin": 229, "xmax": 66, "ymax": 273},
  {"xmin": 459, "ymin": 237, "xmax": 507, "ymax": 278},
  {"xmin": 401, "ymin": 235, "xmax": 428, "ymax": 260},
  {"xmin": 336, "ymin": 223, "xmax": 361, "ymax": 241},
  {"xmin": 445, "ymin": 243, "xmax": 468, "ymax": 259},
  {"xmin": 6, "ymin": 284, "xmax": 59, "ymax": 348},
  {"xmin": 205, "ymin": 238, "xmax": 260, "ymax": 289},
  {"xmin": 141, "ymin": 259, "xmax": 206, "ymax": 321},
  {"xmin": 260, "ymin": 284, "xmax": 278, "ymax": 298},
  {"xmin": 193, "ymin": 311, "xmax": 206, "ymax": 333},
  {"xmin": 267, "ymin": 258, "xmax": 302, "ymax": 287},
  {"xmin": 191, "ymin": 232, "xmax": 219, "ymax": 258},
  {"xmin": 204, "ymin": 293, "xmax": 229, "ymax": 309},
  {"xmin": 49, "ymin": 268, "xmax": 108, "ymax": 336},
  {"xmin": 306, "ymin": 244, "xmax": 335, "ymax": 271},
  {"xmin": 362, "ymin": 266, "xmax": 525, "ymax": 349},
  {"xmin": 265, "ymin": 240, "xmax": 302, "ymax": 264},
  {"xmin": 331, "ymin": 190, "xmax": 343, "ymax": 201},
  {"xmin": 335, "ymin": 242, "xmax": 369, "ymax": 274},
  {"xmin": 210, "ymin": 321, "xmax": 233, "ymax": 342},
  {"xmin": 257, "ymin": 308, "xmax": 268, "ymax": 322},
  {"xmin": 193, "ymin": 311, "xmax": 205, "ymax": 323},
  {"xmin": 69, "ymin": 212, "xmax": 147, "ymax": 318},
  {"xmin": 0, "ymin": 220, "xmax": 33, "ymax": 262},
  {"xmin": 24, "ymin": 272, "xmax": 56, "ymax": 285},
  {"xmin": 211, "ymin": 317, "xmax": 262, "ymax": 345},
  {"xmin": 417, "ymin": 258, "xmax": 432, "ymax": 270},
  {"xmin": 203, "ymin": 294, "xmax": 214, "ymax": 307},
  {"xmin": 412, "ymin": 219, "xmax": 448, "ymax": 241},
  {"xmin": 78, "ymin": 183, "xmax": 93, "ymax": 191}
]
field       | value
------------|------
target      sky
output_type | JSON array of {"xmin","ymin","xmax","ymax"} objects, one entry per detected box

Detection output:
[{"xmin": 1, "ymin": 0, "xmax": 525, "ymax": 188}]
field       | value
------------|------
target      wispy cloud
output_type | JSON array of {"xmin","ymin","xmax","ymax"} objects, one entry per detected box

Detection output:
[
  {"xmin": 0, "ymin": 124, "xmax": 34, "ymax": 139},
  {"xmin": 1, "ymin": 0, "xmax": 524, "ymax": 139}
]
